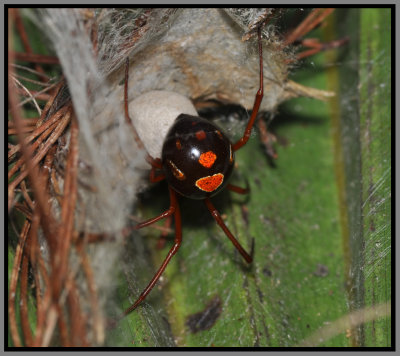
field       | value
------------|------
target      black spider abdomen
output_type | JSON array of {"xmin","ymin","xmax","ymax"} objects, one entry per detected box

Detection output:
[{"xmin": 161, "ymin": 114, "xmax": 235, "ymax": 199}]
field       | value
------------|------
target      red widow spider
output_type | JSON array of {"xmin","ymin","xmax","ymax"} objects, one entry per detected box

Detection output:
[{"xmin": 123, "ymin": 27, "xmax": 264, "ymax": 316}]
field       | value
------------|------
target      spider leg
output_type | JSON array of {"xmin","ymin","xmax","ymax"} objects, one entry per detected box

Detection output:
[
  {"xmin": 156, "ymin": 215, "xmax": 173, "ymax": 249},
  {"xmin": 295, "ymin": 37, "xmax": 349, "ymax": 60},
  {"xmin": 226, "ymin": 183, "xmax": 250, "ymax": 195},
  {"xmin": 149, "ymin": 171, "xmax": 165, "ymax": 183},
  {"xmin": 232, "ymin": 26, "xmax": 264, "ymax": 152},
  {"xmin": 257, "ymin": 118, "xmax": 278, "ymax": 160},
  {"xmin": 283, "ymin": 8, "xmax": 334, "ymax": 46},
  {"xmin": 122, "ymin": 205, "xmax": 173, "ymax": 237},
  {"xmin": 149, "ymin": 157, "xmax": 165, "ymax": 183},
  {"xmin": 123, "ymin": 187, "xmax": 182, "ymax": 315},
  {"xmin": 204, "ymin": 198, "xmax": 252, "ymax": 264},
  {"xmin": 283, "ymin": 9, "xmax": 347, "ymax": 61},
  {"xmin": 133, "ymin": 207, "xmax": 173, "ymax": 230}
]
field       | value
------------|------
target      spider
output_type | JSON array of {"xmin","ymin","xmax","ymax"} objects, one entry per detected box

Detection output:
[{"xmin": 122, "ymin": 27, "xmax": 264, "ymax": 316}]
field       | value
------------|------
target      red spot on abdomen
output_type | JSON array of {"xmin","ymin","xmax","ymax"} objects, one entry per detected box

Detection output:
[
  {"xmin": 195, "ymin": 130, "xmax": 206, "ymax": 141},
  {"xmin": 199, "ymin": 151, "xmax": 217, "ymax": 168},
  {"xmin": 195, "ymin": 173, "xmax": 224, "ymax": 192}
]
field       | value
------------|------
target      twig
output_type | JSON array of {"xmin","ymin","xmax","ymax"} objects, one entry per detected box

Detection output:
[
  {"xmin": 8, "ymin": 119, "xmax": 58, "ymax": 172},
  {"xmin": 14, "ymin": 203, "xmax": 33, "ymax": 220},
  {"xmin": 49, "ymin": 115, "xmax": 79, "ymax": 346},
  {"xmin": 66, "ymin": 277, "xmax": 88, "ymax": 346},
  {"xmin": 11, "ymin": 63, "xmax": 52, "ymax": 82},
  {"xmin": 14, "ymin": 77, "xmax": 60, "ymax": 107},
  {"xmin": 8, "ymin": 108, "xmax": 66, "ymax": 161},
  {"xmin": 56, "ymin": 303, "xmax": 70, "ymax": 347},
  {"xmin": 8, "ymin": 109, "xmax": 71, "ymax": 210},
  {"xmin": 11, "ymin": 51, "xmax": 60, "ymax": 65},
  {"xmin": 20, "ymin": 238, "xmax": 34, "ymax": 346},
  {"xmin": 76, "ymin": 242, "xmax": 105, "ymax": 345},
  {"xmin": 41, "ymin": 304, "xmax": 58, "ymax": 347},
  {"xmin": 11, "ymin": 75, "xmax": 42, "ymax": 115},
  {"xmin": 30, "ymin": 209, "xmax": 51, "ymax": 347},
  {"xmin": 35, "ymin": 79, "xmax": 66, "ymax": 127},
  {"xmin": 8, "ymin": 126, "xmax": 36, "ymax": 135},
  {"xmin": 8, "ymin": 117, "xmax": 38, "ymax": 127},
  {"xmin": 298, "ymin": 303, "xmax": 391, "ymax": 347},
  {"xmin": 53, "ymin": 116, "xmax": 79, "ymax": 300},
  {"xmin": 9, "ymin": 220, "xmax": 30, "ymax": 347},
  {"xmin": 12, "ymin": 9, "xmax": 48, "ymax": 80},
  {"xmin": 9, "ymin": 9, "xmax": 59, "ymax": 275},
  {"xmin": 28, "ymin": 209, "xmax": 44, "ymax": 346},
  {"xmin": 20, "ymin": 180, "xmax": 35, "ymax": 213}
]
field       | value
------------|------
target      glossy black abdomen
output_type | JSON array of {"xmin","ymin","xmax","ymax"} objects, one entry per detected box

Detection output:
[{"xmin": 161, "ymin": 114, "xmax": 235, "ymax": 199}]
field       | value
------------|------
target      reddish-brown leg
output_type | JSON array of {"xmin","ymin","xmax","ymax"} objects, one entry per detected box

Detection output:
[
  {"xmin": 149, "ymin": 157, "xmax": 165, "ymax": 183},
  {"xmin": 283, "ymin": 8, "xmax": 334, "ymax": 46},
  {"xmin": 283, "ymin": 9, "xmax": 348, "ymax": 62},
  {"xmin": 257, "ymin": 118, "xmax": 278, "ymax": 159},
  {"xmin": 204, "ymin": 198, "xmax": 252, "ymax": 264},
  {"xmin": 226, "ymin": 183, "xmax": 249, "ymax": 195},
  {"xmin": 233, "ymin": 27, "xmax": 264, "ymax": 152},
  {"xmin": 133, "ymin": 208, "xmax": 174, "ymax": 231},
  {"xmin": 122, "ymin": 202, "xmax": 173, "ymax": 237},
  {"xmin": 295, "ymin": 37, "xmax": 349, "ymax": 60},
  {"xmin": 156, "ymin": 215, "xmax": 173, "ymax": 249},
  {"xmin": 123, "ymin": 187, "xmax": 182, "ymax": 315}
]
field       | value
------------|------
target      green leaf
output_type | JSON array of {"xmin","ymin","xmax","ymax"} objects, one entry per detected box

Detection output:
[
  {"xmin": 324, "ymin": 8, "xmax": 391, "ymax": 347},
  {"xmin": 357, "ymin": 8, "xmax": 391, "ymax": 346}
]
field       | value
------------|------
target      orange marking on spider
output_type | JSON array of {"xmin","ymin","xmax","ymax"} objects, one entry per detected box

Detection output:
[
  {"xmin": 176, "ymin": 139, "xmax": 182, "ymax": 149},
  {"xmin": 195, "ymin": 173, "xmax": 224, "ymax": 192},
  {"xmin": 167, "ymin": 160, "xmax": 186, "ymax": 180},
  {"xmin": 215, "ymin": 130, "xmax": 223, "ymax": 140},
  {"xmin": 195, "ymin": 130, "xmax": 206, "ymax": 141},
  {"xmin": 229, "ymin": 144, "xmax": 234, "ymax": 164},
  {"xmin": 199, "ymin": 151, "xmax": 217, "ymax": 168}
]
